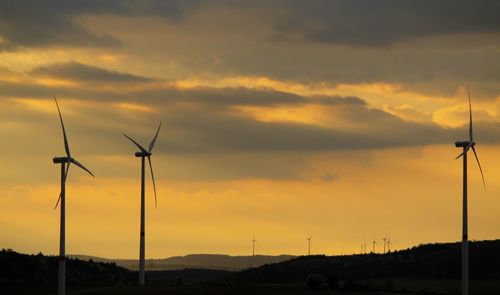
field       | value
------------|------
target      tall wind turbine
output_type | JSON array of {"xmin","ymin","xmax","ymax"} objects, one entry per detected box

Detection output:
[
  {"xmin": 307, "ymin": 235, "xmax": 312, "ymax": 256},
  {"xmin": 52, "ymin": 95, "xmax": 94, "ymax": 295},
  {"xmin": 455, "ymin": 88, "xmax": 485, "ymax": 295},
  {"xmin": 123, "ymin": 122, "xmax": 161, "ymax": 286}
]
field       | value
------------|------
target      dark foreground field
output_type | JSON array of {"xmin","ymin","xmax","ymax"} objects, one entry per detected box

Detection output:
[
  {"xmin": 68, "ymin": 281, "xmax": 500, "ymax": 295},
  {"xmin": 71, "ymin": 285, "xmax": 407, "ymax": 295},
  {"xmin": 3, "ymin": 280, "xmax": 500, "ymax": 295},
  {"xmin": 0, "ymin": 284, "xmax": 465, "ymax": 295},
  {"xmin": 3, "ymin": 240, "xmax": 500, "ymax": 295}
]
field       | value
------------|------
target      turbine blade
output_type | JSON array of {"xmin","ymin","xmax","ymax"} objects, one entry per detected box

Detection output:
[
  {"xmin": 147, "ymin": 156, "xmax": 157, "ymax": 208},
  {"xmin": 53, "ymin": 95, "xmax": 71, "ymax": 157},
  {"xmin": 54, "ymin": 193, "xmax": 62, "ymax": 209},
  {"xmin": 71, "ymin": 158, "xmax": 95, "ymax": 177},
  {"xmin": 455, "ymin": 144, "xmax": 472, "ymax": 159},
  {"xmin": 467, "ymin": 87, "xmax": 473, "ymax": 142},
  {"xmin": 123, "ymin": 134, "xmax": 148, "ymax": 154},
  {"xmin": 148, "ymin": 122, "xmax": 162, "ymax": 153},
  {"xmin": 471, "ymin": 146, "xmax": 486, "ymax": 189},
  {"xmin": 54, "ymin": 163, "xmax": 70, "ymax": 209}
]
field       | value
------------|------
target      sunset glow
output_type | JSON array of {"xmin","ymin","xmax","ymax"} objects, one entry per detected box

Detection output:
[{"xmin": 1, "ymin": 1, "xmax": 499, "ymax": 260}]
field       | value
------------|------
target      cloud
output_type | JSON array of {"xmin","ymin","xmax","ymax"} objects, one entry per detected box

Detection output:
[
  {"xmin": 0, "ymin": 2, "xmax": 118, "ymax": 50},
  {"xmin": 5, "ymin": 1, "xmax": 499, "ymax": 50},
  {"xmin": 267, "ymin": 0, "xmax": 500, "ymax": 46},
  {"xmin": 384, "ymin": 104, "xmax": 432, "ymax": 123},
  {"xmin": 31, "ymin": 61, "xmax": 155, "ymax": 83},
  {"xmin": 154, "ymin": 103, "xmax": 450, "ymax": 154},
  {"xmin": 0, "ymin": 0, "xmax": 199, "ymax": 50},
  {"xmin": 2, "ymin": 61, "xmax": 500, "ymax": 159},
  {"xmin": 2, "ymin": 61, "xmax": 500, "ymax": 183},
  {"xmin": 321, "ymin": 173, "xmax": 339, "ymax": 182}
]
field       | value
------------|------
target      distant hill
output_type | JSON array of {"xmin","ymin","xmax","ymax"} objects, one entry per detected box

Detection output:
[
  {"xmin": 235, "ymin": 239, "xmax": 500, "ymax": 284},
  {"xmin": 70, "ymin": 254, "xmax": 296, "ymax": 271}
]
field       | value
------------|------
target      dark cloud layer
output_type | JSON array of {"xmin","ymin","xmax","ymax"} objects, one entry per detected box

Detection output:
[
  {"xmin": 3, "ymin": 61, "xmax": 499, "ymax": 157},
  {"xmin": 1, "ymin": 0, "xmax": 499, "ymax": 50},
  {"xmin": 157, "ymin": 107, "xmax": 448, "ymax": 153},
  {"xmin": 0, "ymin": 0, "xmax": 199, "ymax": 50},
  {"xmin": 31, "ymin": 61, "xmax": 154, "ymax": 83},
  {"xmin": 268, "ymin": 0, "xmax": 500, "ymax": 46}
]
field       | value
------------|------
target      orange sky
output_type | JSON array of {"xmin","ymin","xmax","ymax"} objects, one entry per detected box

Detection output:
[{"xmin": 0, "ymin": 1, "xmax": 499, "ymax": 258}]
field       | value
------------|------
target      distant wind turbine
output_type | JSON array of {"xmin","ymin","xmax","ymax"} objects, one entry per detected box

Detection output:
[
  {"xmin": 382, "ymin": 235, "xmax": 387, "ymax": 254},
  {"xmin": 123, "ymin": 122, "xmax": 161, "ymax": 286},
  {"xmin": 387, "ymin": 236, "xmax": 392, "ymax": 253},
  {"xmin": 372, "ymin": 239, "xmax": 376, "ymax": 253},
  {"xmin": 252, "ymin": 236, "xmax": 257, "ymax": 256},
  {"xmin": 307, "ymin": 235, "xmax": 312, "ymax": 256},
  {"xmin": 52, "ymin": 95, "xmax": 94, "ymax": 295},
  {"xmin": 455, "ymin": 88, "xmax": 485, "ymax": 295}
]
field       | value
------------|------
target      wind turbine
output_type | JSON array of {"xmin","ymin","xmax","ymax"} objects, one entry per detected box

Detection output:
[
  {"xmin": 455, "ymin": 88, "xmax": 485, "ymax": 295},
  {"xmin": 372, "ymin": 239, "xmax": 376, "ymax": 253},
  {"xmin": 123, "ymin": 122, "xmax": 161, "ymax": 286},
  {"xmin": 52, "ymin": 95, "xmax": 94, "ymax": 295},
  {"xmin": 252, "ymin": 236, "xmax": 257, "ymax": 256},
  {"xmin": 307, "ymin": 235, "xmax": 312, "ymax": 256},
  {"xmin": 382, "ymin": 235, "xmax": 387, "ymax": 254},
  {"xmin": 387, "ymin": 236, "xmax": 392, "ymax": 253}
]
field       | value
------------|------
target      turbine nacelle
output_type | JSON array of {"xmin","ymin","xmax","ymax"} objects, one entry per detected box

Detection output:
[
  {"xmin": 135, "ymin": 151, "xmax": 152, "ymax": 157},
  {"xmin": 53, "ymin": 156, "xmax": 72, "ymax": 164},
  {"xmin": 455, "ymin": 141, "xmax": 475, "ymax": 148}
]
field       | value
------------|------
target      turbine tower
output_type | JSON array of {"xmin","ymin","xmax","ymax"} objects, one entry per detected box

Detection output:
[
  {"xmin": 387, "ymin": 236, "xmax": 392, "ymax": 252},
  {"xmin": 307, "ymin": 235, "xmax": 312, "ymax": 256},
  {"xmin": 123, "ymin": 122, "xmax": 161, "ymax": 286},
  {"xmin": 455, "ymin": 88, "xmax": 485, "ymax": 295},
  {"xmin": 52, "ymin": 96, "xmax": 94, "ymax": 295},
  {"xmin": 252, "ymin": 236, "xmax": 257, "ymax": 256}
]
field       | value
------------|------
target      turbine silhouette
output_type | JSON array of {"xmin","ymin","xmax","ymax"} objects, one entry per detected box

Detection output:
[
  {"xmin": 252, "ymin": 236, "xmax": 257, "ymax": 257},
  {"xmin": 52, "ymin": 95, "xmax": 94, "ymax": 295},
  {"xmin": 306, "ymin": 235, "xmax": 312, "ymax": 256},
  {"xmin": 455, "ymin": 88, "xmax": 485, "ymax": 295},
  {"xmin": 123, "ymin": 122, "xmax": 161, "ymax": 286}
]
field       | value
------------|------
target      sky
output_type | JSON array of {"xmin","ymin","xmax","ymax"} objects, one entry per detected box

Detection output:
[{"xmin": 1, "ymin": 0, "xmax": 500, "ymax": 259}]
